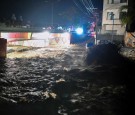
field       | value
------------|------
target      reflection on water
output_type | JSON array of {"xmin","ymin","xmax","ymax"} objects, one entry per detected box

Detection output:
[{"xmin": 0, "ymin": 46, "xmax": 133, "ymax": 115}]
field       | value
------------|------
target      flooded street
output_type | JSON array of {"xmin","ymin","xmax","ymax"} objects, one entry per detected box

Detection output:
[{"xmin": 0, "ymin": 45, "xmax": 135, "ymax": 115}]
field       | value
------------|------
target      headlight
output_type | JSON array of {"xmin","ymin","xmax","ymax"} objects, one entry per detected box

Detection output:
[{"xmin": 75, "ymin": 27, "xmax": 83, "ymax": 35}]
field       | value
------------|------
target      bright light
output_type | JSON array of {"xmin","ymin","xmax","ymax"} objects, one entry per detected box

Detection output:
[{"xmin": 75, "ymin": 27, "xmax": 83, "ymax": 35}]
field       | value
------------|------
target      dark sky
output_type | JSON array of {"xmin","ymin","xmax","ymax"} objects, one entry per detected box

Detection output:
[{"xmin": 0, "ymin": 0, "xmax": 103, "ymax": 26}]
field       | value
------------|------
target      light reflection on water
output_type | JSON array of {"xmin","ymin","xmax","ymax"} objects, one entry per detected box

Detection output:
[
  {"xmin": 0, "ymin": 47, "xmax": 87, "ymax": 102},
  {"xmin": 0, "ymin": 46, "xmax": 128, "ymax": 115}
]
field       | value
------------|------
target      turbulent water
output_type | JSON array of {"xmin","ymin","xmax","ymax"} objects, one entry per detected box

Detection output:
[{"xmin": 0, "ymin": 45, "xmax": 135, "ymax": 115}]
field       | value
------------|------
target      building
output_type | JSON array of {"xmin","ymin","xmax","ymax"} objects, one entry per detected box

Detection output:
[{"xmin": 101, "ymin": 0, "xmax": 128, "ymax": 35}]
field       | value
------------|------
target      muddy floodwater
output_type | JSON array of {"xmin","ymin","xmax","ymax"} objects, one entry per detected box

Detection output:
[{"xmin": 0, "ymin": 45, "xmax": 135, "ymax": 115}]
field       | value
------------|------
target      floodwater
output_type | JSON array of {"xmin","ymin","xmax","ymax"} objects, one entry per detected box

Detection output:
[{"xmin": 0, "ymin": 45, "xmax": 135, "ymax": 115}]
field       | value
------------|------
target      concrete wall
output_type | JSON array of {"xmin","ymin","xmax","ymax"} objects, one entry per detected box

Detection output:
[
  {"xmin": 0, "ymin": 32, "xmax": 71, "ymax": 48},
  {"xmin": 96, "ymin": 34, "xmax": 124, "ymax": 44}
]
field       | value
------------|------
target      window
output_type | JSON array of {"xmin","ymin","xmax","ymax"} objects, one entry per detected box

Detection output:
[
  {"xmin": 107, "ymin": 12, "xmax": 114, "ymax": 20},
  {"xmin": 104, "ymin": 30, "xmax": 117, "ymax": 35},
  {"xmin": 108, "ymin": 0, "xmax": 114, "ymax": 4},
  {"xmin": 120, "ymin": 0, "xmax": 127, "ymax": 3}
]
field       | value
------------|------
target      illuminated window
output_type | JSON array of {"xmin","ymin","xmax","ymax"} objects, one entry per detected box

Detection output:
[{"xmin": 120, "ymin": 0, "xmax": 127, "ymax": 3}]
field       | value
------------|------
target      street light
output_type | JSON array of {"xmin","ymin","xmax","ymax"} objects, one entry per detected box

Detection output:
[{"xmin": 110, "ymin": 12, "xmax": 115, "ymax": 42}]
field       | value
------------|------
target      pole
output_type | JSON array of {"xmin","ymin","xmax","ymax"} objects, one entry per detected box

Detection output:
[
  {"xmin": 112, "ymin": 18, "xmax": 114, "ymax": 42},
  {"xmin": 51, "ymin": 0, "xmax": 54, "ymax": 27},
  {"xmin": 111, "ymin": 13, "xmax": 115, "ymax": 42},
  {"xmin": 94, "ymin": 11, "xmax": 98, "ymax": 45},
  {"xmin": 95, "ymin": 16, "xmax": 98, "ymax": 45}
]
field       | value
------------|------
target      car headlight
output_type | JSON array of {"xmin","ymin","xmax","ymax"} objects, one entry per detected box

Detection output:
[{"xmin": 75, "ymin": 27, "xmax": 83, "ymax": 35}]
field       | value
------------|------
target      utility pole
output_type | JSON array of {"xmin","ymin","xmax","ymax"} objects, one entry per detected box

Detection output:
[
  {"xmin": 95, "ymin": 15, "xmax": 98, "ymax": 45},
  {"xmin": 112, "ymin": 16, "xmax": 114, "ymax": 42},
  {"xmin": 44, "ymin": 0, "xmax": 54, "ymax": 27},
  {"xmin": 93, "ymin": 9, "xmax": 98, "ymax": 45},
  {"xmin": 51, "ymin": 0, "xmax": 54, "ymax": 27}
]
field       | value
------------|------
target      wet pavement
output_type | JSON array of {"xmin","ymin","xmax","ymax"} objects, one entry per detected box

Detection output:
[{"xmin": 0, "ymin": 45, "xmax": 135, "ymax": 115}]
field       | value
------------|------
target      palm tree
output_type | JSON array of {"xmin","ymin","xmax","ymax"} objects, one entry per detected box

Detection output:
[
  {"xmin": 119, "ymin": 1, "xmax": 135, "ymax": 47},
  {"xmin": 119, "ymin": 2, "xmax": 135, "ymax": 32}
]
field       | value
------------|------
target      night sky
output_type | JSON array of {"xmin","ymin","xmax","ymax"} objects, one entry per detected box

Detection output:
[{"xmin": 0, "ymin": 0, "xmax": 103, "ymax": 26}]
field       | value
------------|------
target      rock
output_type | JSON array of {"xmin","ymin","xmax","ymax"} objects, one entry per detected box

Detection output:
[{"xmin": 85, "ymin": 43, "xmax": 129, "ymax": 65}]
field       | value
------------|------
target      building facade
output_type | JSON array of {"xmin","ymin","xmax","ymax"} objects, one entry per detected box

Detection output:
[{"xmin": 101, "ymin": 0, "xmax": 128, "ymax": 35}]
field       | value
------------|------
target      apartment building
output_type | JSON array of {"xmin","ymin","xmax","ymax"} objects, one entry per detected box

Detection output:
[{"xmin": 101, "ymin": 0, "xmax": 128, "ymax": 35}]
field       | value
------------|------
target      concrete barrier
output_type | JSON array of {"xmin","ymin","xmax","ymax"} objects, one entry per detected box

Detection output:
[
  {"xmin": 0, "ymin": 38, "xmax": 7, "ymax": 58},
  {"xmin": 96, "ymin": 34, "xmax": 124, "ymax": 45},
  {"xmin": 7, "ymin": 32, "xmax": 71, "ymax": 48}
]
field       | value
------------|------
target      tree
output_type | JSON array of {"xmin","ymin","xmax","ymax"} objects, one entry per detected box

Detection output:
[
  {"xmin": 119, "ymin": 0, "xmax": 135, "ymax": 47},
  {"xmin": 119, "ymin": 1, "xmax": 135, "ymax": 32}
]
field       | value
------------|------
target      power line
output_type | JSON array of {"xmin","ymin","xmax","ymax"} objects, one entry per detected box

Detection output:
[{"xmin": 73, "ymin": 0, "xmax": 96, "ymax": 17}]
